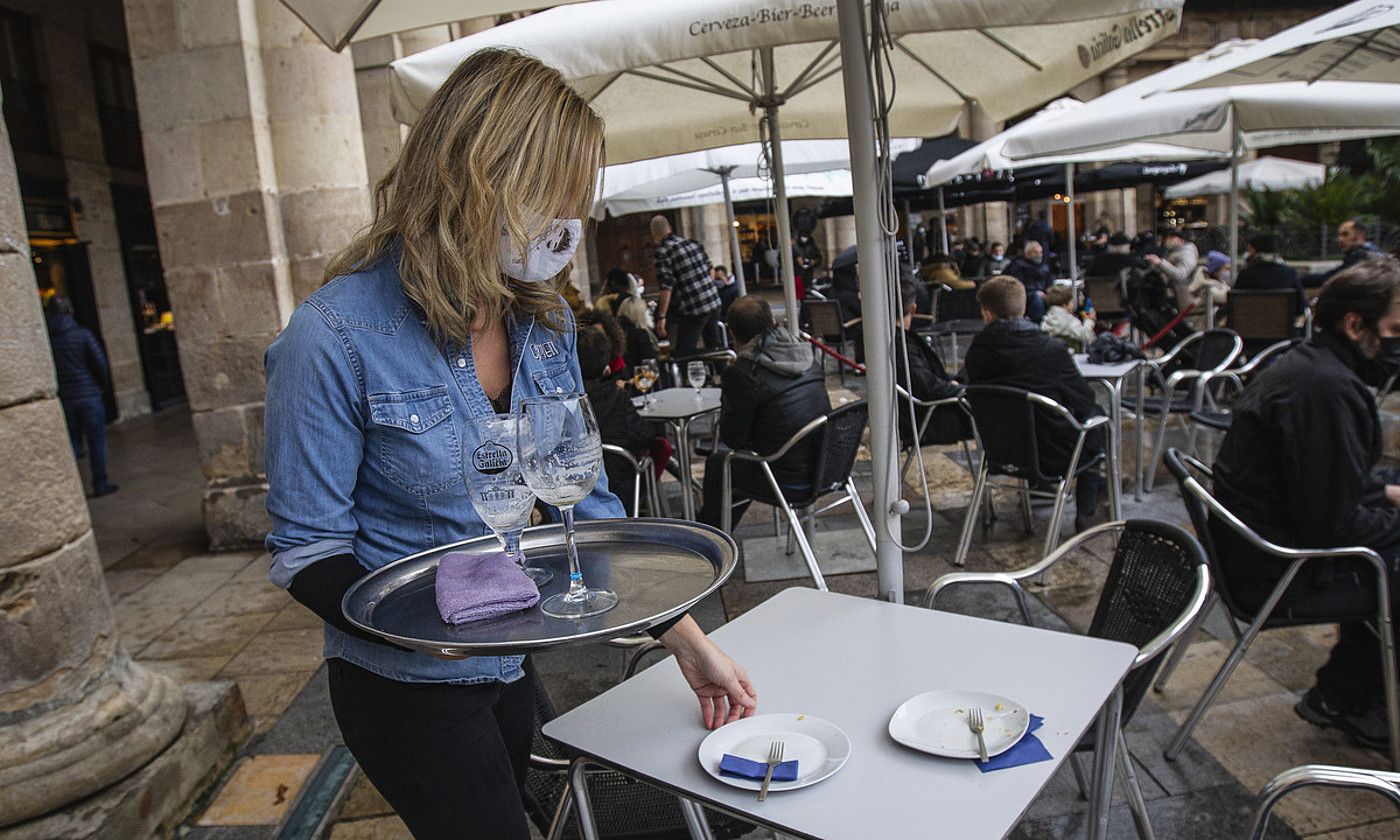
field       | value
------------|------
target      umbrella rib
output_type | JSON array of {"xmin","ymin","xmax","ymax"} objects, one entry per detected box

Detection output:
[
  {"xmin": 894, "ymin": 41, "xmax": 973, "ymax": 104},
  {"xmin": 783, "ymin": 40, "xmax": 840, "ymax": 97},
  {"xmin": 978, "ymin": 29, "xmax": 1042, "ymax": 72},
  {"xmin": 624, "ymin": 68, "xmax": 755, "ymax": 103},
  {"xmin": 1309, "ymin": 29, "xmax": 1390, "ymax": 83},
  {"xmin": 698, "ymin": 57, "xmax": 760, "ymax": 99},
  {"xmin": 786, "ymin": 65, "xmax": 845, "ymax": 99}
]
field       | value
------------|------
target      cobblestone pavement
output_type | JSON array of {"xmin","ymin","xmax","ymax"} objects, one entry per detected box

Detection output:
[{"xmin": 89, "ymin": 400, "xmax": 1398, "ymax": 839}]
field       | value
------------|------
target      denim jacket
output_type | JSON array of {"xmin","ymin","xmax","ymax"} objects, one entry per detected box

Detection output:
[{"xmin": 264, "ymin": 253, "xmax": 624, "ymax": 684}]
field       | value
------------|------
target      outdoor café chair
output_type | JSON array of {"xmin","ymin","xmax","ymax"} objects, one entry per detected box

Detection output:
[
  {"xmin": 952, "ymin": 385, "xmax": 1109, "ymax": 569},
  {"xmin": 1158, "ymin": 448, "xmax": 1400, "ymax": 771},
  {"xmin": 1226, "ymin": 288, "xmax": 1310, "ymax": 356},
  {"xmin": 1140, "ymin": 328, "xmax": 1243, "ymax": 492},
  {"xmin": 665, "ymin": 348, "xmax": 734, "ymax": 393},
  {"xmin": 1083, "ymin": 274, "xmax": 1131, "ymax": 331},
  {"xmin": 927, "ymin": 519, "xmax": 1212, "ymax": 840},
  {"xmin": 1247, "ymin": 765, "xmax": 1400, "ymax": 840},
  {"xmin": 719, "ymin": 400, "xmax": 876, "ymax": 591},
  {"xmin": 1185, "ymin": 338, "xmax": 1300, "ymax": 443},
  {"xmin": 802, "ymin": 298, "xmax": 861, "ymax": 384},
  {"xmin": 601, "ymin": 444, "xmax": 662, "ymax": 519},
  {"xmin": 893, "ymin": 384, "xmax": 977, "ymax": 484}
]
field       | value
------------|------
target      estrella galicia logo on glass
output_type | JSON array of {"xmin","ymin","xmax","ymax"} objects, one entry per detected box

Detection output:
[{"xmin": 472, "ymin": 441, "xmax": 513, "ymax": 475}]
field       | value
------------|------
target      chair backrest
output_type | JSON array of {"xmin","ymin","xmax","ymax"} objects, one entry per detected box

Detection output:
[
  {"xmin": 1083, "ymin": 275, "xmax": 1126, "ymax": 316},
  {"xmin": 804, "ymin": 298, "xmax": 844, "ymax": 340},
  {"xmin": 811, "ymin": 400, "xmax": 870, "ymax": 494},
  {"xmin": 1086, "ymin": 518, "xmax": 1210, "ymax": 720},
  {"xmin": 1163, "ymin": 447, "xmax": 1260, "ymax": 622},
  {"xmin": 601, "ymin": 444, "xmax": 646, "ymax": 517},
  {"xmin": 962, "ymin": 385, "xmax": 1067, "ymax": 483},
  {"xmin": 1192, "ymin": 328, "xmax": 1244, "ymax": 372},
  {"xmin": 1227, "ymin": 290, "xmax": 1300, "ymax": 342}
]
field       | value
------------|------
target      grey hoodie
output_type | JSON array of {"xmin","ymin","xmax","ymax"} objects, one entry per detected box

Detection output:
[{"xmin": 736, "ymin": 326, "xmax": 815, "ymax": 377}]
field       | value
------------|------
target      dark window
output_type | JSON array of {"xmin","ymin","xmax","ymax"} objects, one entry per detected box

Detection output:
[
  {"xmin": 0, "ymin": 10, "xmax": 53, "ymax": 154},
  {"xmin": 89, "ymin": 43, "xmax": 144, "ymax": 171}
]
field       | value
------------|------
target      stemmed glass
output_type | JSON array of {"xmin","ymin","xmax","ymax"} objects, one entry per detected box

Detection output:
[
  {"xmin": 465, "ymin": 414, "xmax": 552, "ymax": 586},
  {"xmin": 516, "ymin": 393, "xmax": 617, "ymax": 618},
  {"xmin": 635, "ymin": 359, "xmax": 659, "ymax": 406},
  {"xmin": 686, "ymin": 360, "xmax": 707, "ymax": 398}
]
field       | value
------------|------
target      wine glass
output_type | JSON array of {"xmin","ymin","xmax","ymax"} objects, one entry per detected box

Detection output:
[
  {"xmin": 517, "ymin": 393, "xmax": 617, "ymax": 618},
  {"xmin": 636, "ymin": 359, "xmax": 659, "ymax": 406},
  {"xmin": 686, "ymin": 360, "xmax": 707, "ymax": 397},
  {"xmin": 465, "ymin": 414, "xmax": 552, "ymax": 586}
]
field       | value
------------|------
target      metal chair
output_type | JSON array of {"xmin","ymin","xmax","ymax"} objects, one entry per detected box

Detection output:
[
  {"xmin": 1226, "ymin": 288, "xmax": 1310, "ymax": 352},
  {"xmin": 802, "ymin": 298, "xmax": 860, "ymax": 383},
  {"xmin": 601, "ymin": 444, "xmax": 662, "ymax": 519},
  {"xmin": 1140, "ymin": 328, "xmax": 1243, "ymax": 491},
  {"xmin": 1247, "ymin": 764, "xmax": 1400, "ymax": 840},
  {"xmin": 952, "ymin": 385, "xmax": 1109, "ymax": 568},
  {"xmin": 1083, "ymin": 274, "xmax": 1131, "ymax": 330},
  {"xmin": 1158, "ymin": 448, "xmax": 1400, "ymax": 770},
  {"xmin": 1184, "ymin": 338, "xmax": 1300, "ymax": 443},
  {"xmin": 719, "ymin": 400, "xmax": 876, "ymax": 591},
  {"xmin": 665, "ymin": 348, "xmax": 735, "ymax": 393},
  {"xmin": 927, "ymin": 519, "xmax": 1212, "ymax": 840},
  {"xmin": 893, "ymin": 385, "xmax": 977, "ymax": 484}
]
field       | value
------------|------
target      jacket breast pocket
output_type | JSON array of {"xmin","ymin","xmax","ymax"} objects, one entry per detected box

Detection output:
[
  {"xmin": 531, "ymin": 363, "xmax": 578, "ymax": 396},
  {"xmin": 367, "ymin": 386, "xmax": 461, "ymax": 495}
]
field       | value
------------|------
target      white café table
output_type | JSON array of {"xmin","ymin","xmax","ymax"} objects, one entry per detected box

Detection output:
[
  {"xmin": 635, "ymin": 387, "xmax": 723, "ymax": 520},
  {"xmin": 545, "ymin": 588, "xmax": 1137, "ymax": 840},
  {"xmin": 1073, "ymin": 355, "xmax": 1148, "ymax": 517}
]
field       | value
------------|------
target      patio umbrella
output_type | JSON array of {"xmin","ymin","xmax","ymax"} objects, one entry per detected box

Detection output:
[
  {"xmin": 278, "ymin": 0, "xmax": 588, "ymax": 51},
  {"xmin": 1170, "ymin": 0, "xmax": 1400, "ymax": 90},
  {"xmin": 1161, "ymin": 156, "xmax": 1325, "ymax": 199}
]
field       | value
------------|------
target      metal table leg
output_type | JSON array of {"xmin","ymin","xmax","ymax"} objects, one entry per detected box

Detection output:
[
  {"xmin": 1135, "ymin": 364, "xmax": 1146, "ymax": 502},
  {"xmin": 676, "ymin": 417, "xmax": 695, "ymax": 520},
  {"xmin": 1103, "ymin": 378, "xmax": 1123, "ymax": 520},
  {"xmin": 568, "ymin": 759, "xmax": 601, "ymax": 840},
  {"xmin": 1088, "ymin": 686, "xmax": 1123, "ymax": 840}
]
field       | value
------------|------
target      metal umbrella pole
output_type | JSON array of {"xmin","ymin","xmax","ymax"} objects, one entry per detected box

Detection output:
[
  {"xmin": 938, "ymin": 186, "xmax": 949, "ymax": 254},
  {"xmin": 1221, "ymin": 113, "xmax": 1242, "ymax": 330},
  {"xmin": 760, "ymin": 47, "xmax": 800, "ymax": 329},
  {"xmin": 707, "ymin": 165, "xmax": 748, "ymax": 297},
  {"xmin": 836, "ymin": 0, "xmax": 902, "ymax": 604},
  {"xmin": 1065, "ymin": 162, "xmax": 1078, "ymax": 281}
]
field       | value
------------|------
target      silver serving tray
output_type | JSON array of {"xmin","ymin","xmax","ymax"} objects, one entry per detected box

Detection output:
[{"xmin": 342, "ymin": 519, "xmax": 736, "ymax": 657}]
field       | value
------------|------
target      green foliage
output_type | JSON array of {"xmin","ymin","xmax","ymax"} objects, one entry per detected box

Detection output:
[
  {"xmin": 1243, "ymin": 189, "xmax": 1290, "ymax": 229},
  {"xmin": 1282, "ymin": 171, "xmax": 1372, "ymax": 228},
  {"xmin": 1368, "ymin": 137, "xmax": 1400, "ymax": 182}
]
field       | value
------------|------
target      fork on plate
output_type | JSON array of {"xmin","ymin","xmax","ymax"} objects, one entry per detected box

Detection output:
[
  {"xmin": 758, "ymin": 740, "xmax": 785, "ymax": 801},
  {"xmin": 969, "ymin": 707, "xmax": 989, "ymax": 763}
]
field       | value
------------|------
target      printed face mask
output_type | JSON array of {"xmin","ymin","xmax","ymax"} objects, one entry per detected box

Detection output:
[{"xmin": 498, "ymin": 216, "xmax": 582, "ymax": 282}]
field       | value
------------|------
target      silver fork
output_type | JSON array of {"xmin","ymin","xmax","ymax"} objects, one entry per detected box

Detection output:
[
  {"xmin": 969, "ymin": 707, "xmax": 989, "ymax": 764},
  {"xmin": 758, "ymin": 740, "xmax": 785, "ymax": 801}
]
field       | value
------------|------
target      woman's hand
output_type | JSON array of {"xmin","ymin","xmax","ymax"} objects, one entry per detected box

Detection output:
[{"xmin": 660, "ymin": 616, "xmax": 757, "ymax": 729}]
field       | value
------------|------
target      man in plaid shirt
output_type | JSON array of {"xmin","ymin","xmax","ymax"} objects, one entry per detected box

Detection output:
[{"xmin": 651, "ymin": 215, "xmax": 723, "ymax": 353}]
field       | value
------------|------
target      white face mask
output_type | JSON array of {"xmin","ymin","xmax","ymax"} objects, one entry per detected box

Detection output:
[{"xmin": 498, "ymin": 217, "xmax": 582, "ymax": 282}]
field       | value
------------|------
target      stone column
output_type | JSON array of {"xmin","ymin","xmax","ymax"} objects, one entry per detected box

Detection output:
[
  {"xmin": 39, "ymin": 21, "xmax": 151, "ymax": 420},
  {"xmin": 125, "ymin": 0, "xmax": 370, "ymax": 548},
  {"xmin": 0, "ymin": 109, "xmax": 185, "ymax": 830}
]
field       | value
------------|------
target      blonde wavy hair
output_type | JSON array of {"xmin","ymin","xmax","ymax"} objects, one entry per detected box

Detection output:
[{"xmin": 324, "ymin": 49, "xmax": 604, "ymax": 343}]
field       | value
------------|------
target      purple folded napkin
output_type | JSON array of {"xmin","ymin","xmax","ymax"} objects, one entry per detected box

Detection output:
[
  {"xmin": 719, "ymin": 753, "xmax": 799, "ymax": 782},
  {"xmin": 435, "ymin": 550, "xmax": 540, "ymax": 625},
  {"xmin": 975, "ymin": 714, "xmax": 1053, "ymax": 773}
]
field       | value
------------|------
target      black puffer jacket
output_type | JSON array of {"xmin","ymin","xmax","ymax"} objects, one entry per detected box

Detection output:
[
  {"xmin": 45, "ymin": 311, "xmax": 109, "ymax": 405},
  {"xmin": 720, "ymin": 327, "xmax": 831, "ymax": 487}
]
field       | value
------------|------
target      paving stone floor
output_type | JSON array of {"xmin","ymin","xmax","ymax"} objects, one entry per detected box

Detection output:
[{"xmin": 86, "ymin": 400, "xmax": 1400, "ymax": 839}]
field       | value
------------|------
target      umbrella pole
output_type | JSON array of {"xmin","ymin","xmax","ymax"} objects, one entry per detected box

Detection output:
[
  {"xmin": 938, "ymin": 187, "xmax": 949, "ymax": 254},
  {"xmin": 902, "ymin": 198, "xmax": 915, "ymax": 262},
  {"xmin": 837, "ymin": 0, "xmax": 902, "ymax": 604},
  {"xmin": 1065, "ymin": 162, "xmax": 1078, "ymax": 281},
  {"xmin": 760, "ymin": 48, "xmax": 799, "ymax": 330},
  {"xmin": 1224, "ymin": 120, "xmax": 1241, "ymax": 330},
  {"xmin": 715, "ymin": 166, "xmax": 748, "ymax": 297}
]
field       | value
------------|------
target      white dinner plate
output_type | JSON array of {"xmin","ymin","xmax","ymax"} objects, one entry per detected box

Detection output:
[
  {"xmin": 697, "ymin": 713, "xmax": 851, "ymax": 792},
  {"xmin": 887, "ymin": 690, "xmax": 1031, "ymax": 759}
]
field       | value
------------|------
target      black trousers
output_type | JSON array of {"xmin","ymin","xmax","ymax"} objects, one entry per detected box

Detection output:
[
  {"xmin": 327, "ymin": 658, "xmax": 537, "ymax": 840},
  {"xmin": 673, "ymin": 311, "xmax": 724, "ymax": 354}
]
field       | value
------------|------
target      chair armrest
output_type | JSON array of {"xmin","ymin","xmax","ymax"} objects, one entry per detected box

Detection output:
[
  {"xmin": 895, "ymin": 384, "xmax": 964, "ymax": 410},
  {"xmin": 927, "ymin": 521, "xmax": 1126, "ymax": 611},
  {"xmin": 724, "ymin": 413, "xmax": 829, "ymax": 464},
  {"xmin": 927, "ymin": 572, "xmax": 1024, "ymax": 606},
  {"xmin": 1080, "ymin": 415, "xmax": 1111, "ymax": 432},
  {"xmin": 1249, "ymin": 765, "xmax": 1400, "ymax": 840},
  {"xmin": 600, "ymin": 443, "xmax": 643, "ymax": 470},
  {"xmin": 842, "ymin": 316, "xmax": 864, "ymax": 329},
  {"xmin": 1022, "ymin": 391, "xmax": 1107, "ymax": 432},
  {"xmin": 1147, "ymin": 331, "xmax": 1201, "ymax": 369},
  {"xmin": 1134, "ymin": 564, "xmax": 1211, "ymax": 666},
  {"xmin": 1236, "ymin": 339, "xmax": 1295, "ymax": 376},
  {"xmin": 529, "ymin": 753, "xmax": 573, "ymax": 773}
]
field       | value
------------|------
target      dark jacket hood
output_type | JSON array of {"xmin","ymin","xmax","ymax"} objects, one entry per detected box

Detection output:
[
  {"xmin": 737, "ymin": 326, "xmax": 815, "ymax": 377},
  {"xmin": 46, "ymin": 311, "xmax": 79, "ymax": 336}
]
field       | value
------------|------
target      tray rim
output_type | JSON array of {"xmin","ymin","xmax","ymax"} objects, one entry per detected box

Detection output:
[{"xmin": 340, "ymin": 517, "xmax": 737, "ymax": 657}]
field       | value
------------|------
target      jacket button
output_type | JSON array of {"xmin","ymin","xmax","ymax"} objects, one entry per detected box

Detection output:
[
  {"xmin": 456, "ymin": 357, "xmax": 467, "ymax": 368},
  {"xmin": 409, "ymin": 413, "xmax": 420, "ymax": 423}
]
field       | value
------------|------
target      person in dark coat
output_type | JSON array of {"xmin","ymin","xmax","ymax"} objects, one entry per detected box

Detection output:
[
  {"xmin": 893, "ymin": 277, "xmax": 968, "ymax": 448},
  {"xmin": 577, "ymin": 328, "xmax": 668, "ymax": 516},
  {"xmin": 964, "ymin": 277, "xmax": 1105, "ymax": 530},
  {"xmin": 1024, "ymin": 210, "xmax": 1053, "ymax": 255},
  {"xmin": 1233, "ymin": 233, "xmax": 1306, "ymax": 312},
  {"xmin": 45, "ymin": 297, "xmax": 118, "ymax": 496},
  {"xmin": 1304, "ymin": 219, "xmax": 1381, "ymax": 288},
  {"xmin": 1212, "ymin": 259, "xmax": 1400, "ymax": 750},
  {"xmin": 1006, "ymin": 241, "xmax": 1052, "ymax": 322},
  {"xmin": 711, "ymin": 265, "xmax": 740, "ymax": 319},
  {"xmin": 1085, "ymin": 232, "xmax": 1146, "ymax": 279},
  {"xmin": 697, "ymin": 295, "xmax": 831, "ymax": 529}
]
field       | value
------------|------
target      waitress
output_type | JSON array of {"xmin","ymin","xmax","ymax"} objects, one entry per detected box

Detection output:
[{"xmin": 263, "ymin": 49, "xmax": 756, "ymax": 840}]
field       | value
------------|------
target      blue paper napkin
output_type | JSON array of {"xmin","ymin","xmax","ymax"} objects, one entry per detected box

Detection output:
[
  {"xmin": 975, "ymin": 714, "xmax": 1053, "ymax": 773},
  {"xmin": 719, "ymin": 753, "xmax": 799, "ymax": 782}
]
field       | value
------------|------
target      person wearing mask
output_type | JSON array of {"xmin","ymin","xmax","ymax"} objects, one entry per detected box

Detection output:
[
  {"xmin": 1305, "ymin": 219, "xmax": 1382, "ymax": 288},
  {"xmin": 793, "ymin": 233, "xmax": 824, "ymax": 302},
  {"xmin": 964, "ymin": 277, "xmax": 1106, "ymax": 532},
  {"xmin": 712, "ymin": 264, "xmax": 739, "ymax": 319},
  {"xmin": 1006, "ymin": 240, "xmax": 1052, "ymax": 322},
  {"xmin": 983, "ymin": 241, "xmax": 1011, "ymax": 276},
  {"xmin": 1145, "ymin": 228, "xmax": 1200, "ymax": 311},
  {"xmin": 1234, "ymin": 233, "xmax": 1306, "ymax": 313},
  {"xmin": 697, "ymin": 295, "xmax": 830, "ymax": 529},
  {"xmin": 263, "ymin": 50, "xmax": 755, "ymax": 840},
  {"xmin": 1086, "ymin": 232, "xmax": 1146, "ymax": 278},
  {"xmin": 1041, "ymin": 284, "xmax": 1097, "ymax": 353},
  {"xmin": 959, "ymin": 240, "xmax": 985, "ymax": 278},
  {"xmin": 1212, "ymin": 260, "xmax": 1400, "ymax": 750},
  {"xmin": 651, "ymin": 215, "xmax": 723, "ymax": 352},
  {"xmin": 44, "ymin": 296, "xmax": 118, "ymax": 497}
]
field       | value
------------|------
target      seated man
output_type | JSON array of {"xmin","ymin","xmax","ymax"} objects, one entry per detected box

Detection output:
[
  {"xmin": 577, "ymin": 328, "xmax": 668, "ymax": 516},
  {"xmin": 893, "ymin": 276, "xmax": 968, "ymax": 448},
  {"xmin": 964, "ymin": 276, "xmax": 1106, "ymax": 531},
  {"xmin": 1213, "ymin": 259, "xmax": 1400, "ymax": 750},
  {"xmin": 1233, "ymin": 233, "xmax": 1306, "ymax": 313},
  {"xmin": 1006, "ymin": 241, "xmax": 1052, "ymax": 322},
  {"xmin": 697, "ymin": 295, "xmax": 830, "ymax": 529}
]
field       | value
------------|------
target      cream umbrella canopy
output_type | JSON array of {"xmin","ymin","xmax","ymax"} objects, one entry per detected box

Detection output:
[
  {"xmin": 279, "ymin": 0, "xmax": 587, "ymax": 51},
  {"xmin": 1161, "ymin": 156, "xmax": 1325, "ymax": 199},
  {"xmin": 390, "ymin": 0, "xmax": 1186, "ymax": 328}
]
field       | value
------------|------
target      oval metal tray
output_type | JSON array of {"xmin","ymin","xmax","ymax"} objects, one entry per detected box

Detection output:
[{"xmin": 342, "ymin": 519, "xmax": 736, "ymax": 657}]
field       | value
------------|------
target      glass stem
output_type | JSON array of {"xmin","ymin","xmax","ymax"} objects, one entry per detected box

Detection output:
[
  {"xmin": 502, "ymin": 530, "xmax": 523, "ymax": 569},
  {"xmin": 560, "ymin": 504, "xmax": 587, "ymax": 602}
]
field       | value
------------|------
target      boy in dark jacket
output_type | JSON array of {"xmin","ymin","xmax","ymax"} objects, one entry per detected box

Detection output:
[
  {"xmin": 964, "ymin": 277, "xmax": 1104, "ymax": 530},
  {"xmin": 697, "ymin": 295, "xmax": 830, "ymax": 529},
  {"xmin": 45, "ymin": 297, "xmax": 118, "ymax": 496}
]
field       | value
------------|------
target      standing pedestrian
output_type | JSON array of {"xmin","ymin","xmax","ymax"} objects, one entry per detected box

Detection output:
[
  {"xmin": 45, "ymin": 296, "xmax": 118, "ymax": 497},
  {"xmin": 651, "ymin": 215, "xmax": 723, "ymax": 352}
]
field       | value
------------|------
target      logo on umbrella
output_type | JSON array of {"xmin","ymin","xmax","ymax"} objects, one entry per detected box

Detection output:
[{"xmin": 472, "ymin": 441, "xmax": 514, "ymax": 475}]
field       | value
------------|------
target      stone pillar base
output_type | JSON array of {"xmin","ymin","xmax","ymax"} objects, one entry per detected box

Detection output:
[
  {"xmin": 0, "ymin": 681, "xmax": 249, "ymax": 840},
  {"xmin": 203, "ymin": 480, "xmax": 271, "ymax": 551},
  {"xmin": 114, "ymin": 388, "xmax": 153, "ymax": 423}
]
